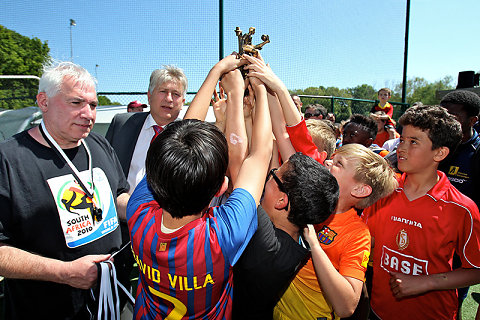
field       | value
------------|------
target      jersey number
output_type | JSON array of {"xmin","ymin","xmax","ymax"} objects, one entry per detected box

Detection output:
[{"xmin": 149, "ymin": 286, "xmax": 187, "ymax": 320}]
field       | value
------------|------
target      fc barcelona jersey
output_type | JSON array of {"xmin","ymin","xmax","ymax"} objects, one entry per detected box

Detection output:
[{"xmin": 127, "ymin": 177, "xmax": 257, "ymax": 320}]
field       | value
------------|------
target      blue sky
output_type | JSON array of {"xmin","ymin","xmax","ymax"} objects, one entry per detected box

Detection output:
[{"xmin": 2, "ymin": 0, "xmax": 479, "ymax": 102}]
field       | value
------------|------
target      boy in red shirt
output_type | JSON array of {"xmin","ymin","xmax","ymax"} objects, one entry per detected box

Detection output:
[
  {"xmin": 371, "ymin": 88, "xmax": 396, "ymax": 137},
  {"xmin": 363, "ymin": 105, "xmax": 480, "ymax": 320}
]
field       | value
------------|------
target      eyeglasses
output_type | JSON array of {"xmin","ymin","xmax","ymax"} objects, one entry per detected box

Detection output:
[
  {"xmin": 267, "ymin": 168, "xmax": 290, "ymax": 210},
  {"xmin": 304, "ymin": 112, "xmax": 321, "ymax": 119}
]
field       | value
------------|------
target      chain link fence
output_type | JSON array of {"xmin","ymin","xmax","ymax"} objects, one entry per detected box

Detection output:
[{"xmin": 297, "ymin": 95, "xmax": 410, "ymax": 123}]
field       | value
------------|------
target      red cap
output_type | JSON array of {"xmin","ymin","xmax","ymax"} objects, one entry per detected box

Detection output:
[{"xmin": 127, "ymin": 100, "xmax": 147, "ymax": 109}]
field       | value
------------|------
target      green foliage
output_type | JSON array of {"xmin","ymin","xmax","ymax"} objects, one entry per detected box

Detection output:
[
  {"xmin": 291, "ymin": 76, "xmax": 456, "ymax": 123},
  {"xmin": 98, "ymin": 95, "xmax": 121, "ymax": 106},
  {"xmin": 0, "ymin": 25, "xmax": 50, "ymax": 109},
  {"xmin": 347, "ymin": 84, "xmax": 377, "ymax": 120},
  {"xmin": 393, "ymin": 76, "xmax": 454, "ymax": 105}
]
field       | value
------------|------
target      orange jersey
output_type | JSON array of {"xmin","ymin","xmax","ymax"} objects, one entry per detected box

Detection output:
[{"xmin": 274, "ymin": 209, "xmax": 371, "ymax": 320}]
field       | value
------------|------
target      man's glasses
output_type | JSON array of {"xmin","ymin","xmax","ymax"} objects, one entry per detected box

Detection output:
[
  {"xmin": 304, "ymin": 111, "xmax": 321, "ymax": 119},
  {"xmin": 267, "ymin": 168, "xmax": 289, "ymax": 211}
]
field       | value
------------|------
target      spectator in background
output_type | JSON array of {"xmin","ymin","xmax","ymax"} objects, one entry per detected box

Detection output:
[
  {"xmin": 305, "ymin": 104, "xmax": 327, "ymax": 120},
  {"xmin": 371, "ymin": 88, "xmax": 396, "ymax": 137},
  {"xmin": 341, "ymin": 114, "xmax": 389, "ymax": 157},
  {"xmin": 439, "ymin": 90, "xmax": 480, "ymax": 206},
  {"xmin": 371, "ymin": 88, "xmax": 394, "ymax": 121},
  {"xmin": 327, "ymin": 112, "xmax": 336, "ymax": 123},
  {"xmin": 291, "ymin": 94, "xmax": 303, "ymax": 114},
  {"xmin": 370, "ymin": 111, "xmax": 399, "ymax": 147},
  {"xmin": 439, "ymin": 90, "xmax": 480, "ymax": 318},
  {"xmin": 127, "ymin": 100, "xmax": 147, "ymax": 113},
  {"xmin": 106, "ymin": 65, "xmax": 187, "ymax": 193}
]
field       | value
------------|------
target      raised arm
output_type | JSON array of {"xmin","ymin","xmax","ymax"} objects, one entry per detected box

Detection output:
[
  {"xmin": 211, "ymin": 85, "xmax": 227, "ymax": 133},
  {"xmin": 184, "ymin": 54, "xmax": 246, "ymax": 121},
  {"xmin": 266, "ymin": 91, "xmax": 296, "ymax": 161},
  {"xmin": 243, "ymin": 54, "xmax": 302, "ymax": 126},
  {"xmin": 230, "ymin": 65, "xmax": 272, "ymax": 205},
  {"xmin": 219, "ymin": 72, "xmax": 249, "ymax": 185},
  {"xmin": 244, "ymin": 54, "xmax": 326, "ymax": 163}
]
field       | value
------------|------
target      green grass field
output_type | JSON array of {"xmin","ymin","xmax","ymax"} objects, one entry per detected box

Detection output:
[{"xmin": 462, "ymin": 284, "xmax": 480, "ymax": 319}]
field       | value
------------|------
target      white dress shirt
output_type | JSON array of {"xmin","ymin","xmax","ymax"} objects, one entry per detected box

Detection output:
[{"xmin": 126, "ymin": 114, "xmax": 162, "ymax": 194}]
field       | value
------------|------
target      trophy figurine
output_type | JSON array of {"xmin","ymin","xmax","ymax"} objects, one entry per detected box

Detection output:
[{"xmin": 235, "ymin": 27, "xmax": 270, "ymax": 57}]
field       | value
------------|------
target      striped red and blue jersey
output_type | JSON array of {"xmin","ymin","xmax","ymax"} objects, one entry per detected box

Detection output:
[{"xmin": 127, "ymin": 177, "xmax": 257, "ymax": 320}]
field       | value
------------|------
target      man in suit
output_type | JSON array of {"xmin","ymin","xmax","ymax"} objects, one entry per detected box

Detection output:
[
  {"xmin": 105, "ymin": 65, "xmax": 187, "ymax": 307},
  {"xmin": 106, "ymin": 65, "xmax": 187, "ymax": 194}
]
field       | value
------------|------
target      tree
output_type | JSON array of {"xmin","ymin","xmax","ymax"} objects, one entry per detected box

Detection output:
[
  {"xmin": 347, "ymin": 84, "xmax": 377, "ymax": 119},
  {"xmin": 98, "ymin": 95, "xmax": 121, "ymax": 106},
  {"xmin": 394, "ymin": 76, "xmax": 454, "ymax": 105},
  {"xmin": 0, "ymin": 25, "xmax": 50, "ymax": 109}
]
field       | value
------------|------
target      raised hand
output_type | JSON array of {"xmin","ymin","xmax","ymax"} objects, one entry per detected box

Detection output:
[
  {"xmin": 243, "ymin": 54, "xmax": 284, "ymax": 93},
  {"xmin": 220, "ymin": 68, "xmax": 245, "ymax": 95},
  {"xmin": 212, "ymin": 85, "xmax": 227, "ymax": 132}
]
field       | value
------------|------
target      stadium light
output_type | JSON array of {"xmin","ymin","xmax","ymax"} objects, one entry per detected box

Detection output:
[{"xmin": 69, "ymin": 19, "xmax": 76, "ymax": 61}]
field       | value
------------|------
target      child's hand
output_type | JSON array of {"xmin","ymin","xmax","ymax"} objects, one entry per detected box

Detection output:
[
  {"xmin": 303, "ymin": 224, "xmax": 320, "ymax": 249},
  {"xmin": 212, "ymin": 86, "xmax": 227, "ymax": 124},
  {"xmin": 215, "ymin": 53, "xmax": 247, "ymax": 74},
  {"xmin": 220, "ymin": 68, "xmax": 245, "ymax": 95},
  {"xmin": 243, "ymin": 54, "xmax": 284, "ymax": 93},
  {"xmin": 388, "ymin": 271, "xmax": 430, "ymax": 299},
  {"xmin": 243, "ymin": 84, "xmax": 255, "ymax": 119}
]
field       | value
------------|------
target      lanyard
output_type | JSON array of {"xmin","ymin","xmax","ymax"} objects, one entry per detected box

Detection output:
[{"xmin": 39, "ymin": 121, "xmax": 102, "ymax": 220}]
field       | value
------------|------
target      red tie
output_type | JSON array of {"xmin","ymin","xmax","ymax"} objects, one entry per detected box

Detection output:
[{"xmin": 151, "ymin": 125, "xmax": 163, "ymax": 144}]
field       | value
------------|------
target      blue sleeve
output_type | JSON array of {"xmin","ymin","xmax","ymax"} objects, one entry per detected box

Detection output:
[
  {"xmin": 126, "ymin": 176, "xmax": 153, "ymax": 221},
  {"xmin": 212, "ymin": 188, "xmax": 258, "ymax": 266}
]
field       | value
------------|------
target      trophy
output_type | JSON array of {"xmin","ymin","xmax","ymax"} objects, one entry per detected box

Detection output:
[{"xmin": 235, "ymin": 27, "xmax": 270, "ymax": 57}]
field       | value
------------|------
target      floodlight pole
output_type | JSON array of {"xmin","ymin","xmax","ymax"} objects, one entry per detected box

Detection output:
[
  {"xmin": 401, "ymin": 0, "xmax": 410, "ymax": 104},
  {"xmin": 219, "ymin": 0, "xmax": 224, "ymax": 60},
  {"xmin": 70, "ymin": 19, "xmax": 76, "ymax": 62}
]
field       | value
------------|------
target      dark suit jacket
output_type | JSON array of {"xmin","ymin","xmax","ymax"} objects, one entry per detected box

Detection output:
[{"xmin": 105, "ymin": 112, "xmax": 149, "ymax": 178}]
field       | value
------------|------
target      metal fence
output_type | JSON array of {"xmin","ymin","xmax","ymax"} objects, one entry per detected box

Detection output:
[
  {"xmin": 0, "ymin": 90, "xmax": 410, "ymax": 123},
  {"xmin": 297, "ymin": 95, "xmax": 410, "ymax": 123},
  {"xmin": 97, "ymin": 92, "xmax": 198, "ymax": 107}
]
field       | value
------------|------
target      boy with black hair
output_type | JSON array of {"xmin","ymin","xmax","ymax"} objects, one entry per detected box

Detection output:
[
  {"xmin": 127, "ymin": 62, "xmax": 273, "ymax": 319},
  {"xmin": 342, "ymin": 114, "xmax": 389, "ymax": 157},
  {"xmin": 233, "ymin": 153, "xmax": 339, "ymax": 319},
  {"xmin": 363, "ymin": 105, "xmax": 480, "ymax": 320},
  {"xmin": 439, "ymin": 90, "xmax": 480, "ymax": 207},
  {"xmin": 342, "ymin": 114, "xmax": 378, "ymax": 147},
  {"xmin": 304, "ymin": 104, "xmax": 328, "ymax": 120}
]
